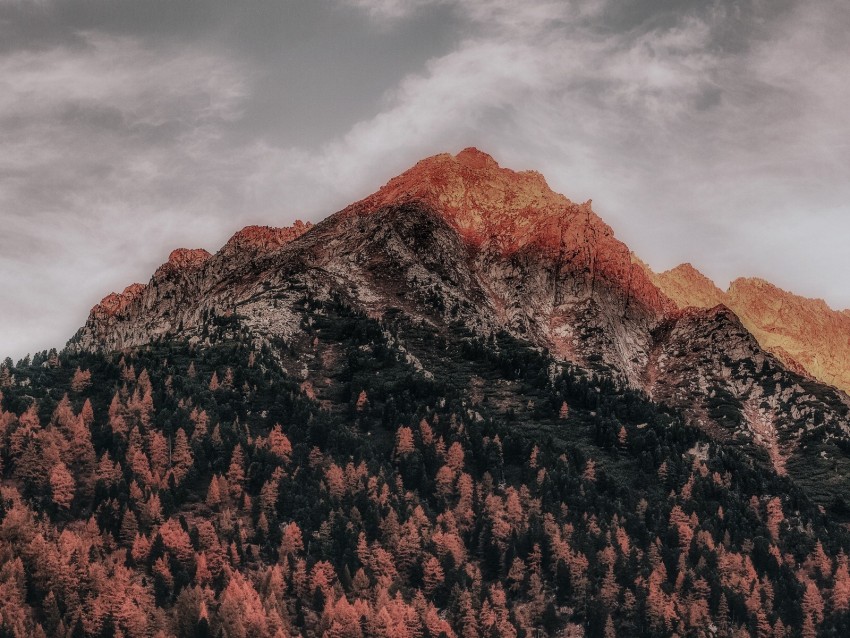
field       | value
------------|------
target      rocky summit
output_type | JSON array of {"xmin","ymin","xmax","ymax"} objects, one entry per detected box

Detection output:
[{"xmin": 73, "ymin": 149, "xmax": 669, "ymax": 384}]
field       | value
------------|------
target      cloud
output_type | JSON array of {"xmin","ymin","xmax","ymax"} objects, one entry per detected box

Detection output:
[
  {"xmin": 301, "ymin": 0, "xmax": 724, "ymax": 221},
  {"xmin": 0, "ymin": 32, "xmax": 255, "ymax": 359},
  {"xmin": 341, "ymin": 0, "xmax": 449, "ymax": 21}
]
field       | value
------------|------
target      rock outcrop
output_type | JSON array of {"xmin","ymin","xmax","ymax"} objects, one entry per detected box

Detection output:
[
  {"xmin": 340, "ymin": 148, "xmax": 671, "ymax": 382},
  {"xmin": 645, "ymin": 262, "xmax": 726, "ymax": 310},
  {"xmin": 219, "ymin": 222, "xmax": 312, "ymax": 257}
]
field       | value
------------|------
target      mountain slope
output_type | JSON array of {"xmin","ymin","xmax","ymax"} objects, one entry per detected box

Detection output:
[{"xmin": 4, "ymin": 291, "xmax": 850, "ymax": 638}]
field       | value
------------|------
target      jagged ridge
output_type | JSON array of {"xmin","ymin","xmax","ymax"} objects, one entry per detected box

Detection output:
[{"xmin": 645, "ymin": 262, "xmax": 850, "ymax": 394}]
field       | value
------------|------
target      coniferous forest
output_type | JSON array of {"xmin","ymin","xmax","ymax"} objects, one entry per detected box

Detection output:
[{"xmin": 1, "ymin": 297, "xmax": 850, "ymax": 638}]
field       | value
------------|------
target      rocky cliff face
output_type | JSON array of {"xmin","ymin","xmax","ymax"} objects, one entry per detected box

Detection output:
[
  {"xmin": 344, "ymin": 148, "xmax": 671, "ymax": 382},
  {"xmin": 645, "ymin": 262, "xmax": 850, "ymax": 394},
  {"xmin": 726, "ymin": 278, "xmax": 850, "ymax": 393},
  {"xmin": 71, "ymin": 222, "xmax": 313, "ymax": 352},
  {"xmin": 644, "ymin": 262, "xmax": 726, "ymax": 310}
]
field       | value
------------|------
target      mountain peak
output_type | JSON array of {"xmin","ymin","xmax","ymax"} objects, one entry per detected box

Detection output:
[
  {"xmin": 349, "ymin": 148, "xmax": 584, "ymax": 252},
  {"xmin": 727, "ymin": 276, "xmax": 837, "ymax": 314},
  {"xmin": 454, "ymin": 146, "xmax": 500, "ymax": 169},
  {"xmin": 728, "ymin": 276, "xmax": 774, "ymax": 292},
  {"xmin": 641, "ymin": 261, "xmax": 725, "ymax": 311},
  {"xmin": 666, "ymin": 262, "xmax": 705, "ymax": 277}
]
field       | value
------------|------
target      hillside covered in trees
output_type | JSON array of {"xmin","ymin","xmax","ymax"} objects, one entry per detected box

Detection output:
[{"xmin": 2, "ymin": 298, "xmax": 850, "ymax": 638}]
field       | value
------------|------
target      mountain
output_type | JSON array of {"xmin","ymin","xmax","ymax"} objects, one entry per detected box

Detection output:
[
  {"xmin": 647, "ymin": 263, "xmax": 850, "ymax": 393},
  {"xmin": 71, "ymin": 148, "xmax": 850, "ymax": 496},
  {"xmin": 643, "ymin": 262, "xmax": 726, "ymax": 311},
  {"xmin": 73, "ymin": 148, "xmax": 669, "ymax": 384},
  {"xmin": 2, "ymin": 148, "xmax": 850, "ymax": 637}
]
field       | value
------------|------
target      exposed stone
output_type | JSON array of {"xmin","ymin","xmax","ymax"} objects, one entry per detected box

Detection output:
[
  {"xmin": 645, "ymin": 262, "xmax": 726, "ymax": 310},
  {"xmin": 154, "ymin": 248, "xmax": 212, "ymax": 278},
  {"xmin": 220, "ymin": 222, "xmax": 312, "ymax": 256},
  {"xmin": 90, "ymin": 283, "xmax": 147, "ymax": 320}
]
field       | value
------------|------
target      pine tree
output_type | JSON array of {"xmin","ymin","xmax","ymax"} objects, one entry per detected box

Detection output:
[
  {"xmin": 395, "ymin": 426, "xmax": 415, "ymax": 457},
  {"xmin": 268, "ymin": 424, "xmax": 292, "ymax": 462},
  {"xmin": 206, "ymin": 475, "xmax": 222, "ymax": 510},
  {"xmin": 171, "ymin": 428, "xmax": 194, "ymax": 483},
  {"xmin": 108, "ymin": 392, "xmax": 128, "ymax": 438},
  {"xmin": 832, "ymin": 552, "xmax": 850, "ymax": 612},
  {"xmin": 120, "ymin": 509, "xmax": 139, "ymax": 547},
  {"xmin": 222, "ymin": 367, "xmax": 234, "ymax": 388},
  {"xmin": 458, "ymin": 590, "xmax": 480, "ymax": 638},
  {"xmin": 801, "ymin": 579, "xmax": 824, "ymax": 625},
  {"xmin": 50, "ymin": 462, "xmax": 75, "ymax": 509},
  {"xmin": 447, "ymin": 442, "xmax": 465, "ymax": 472},
  {"xmin": 325, "ymin": 463, "xmax": 345, "ymax": 499},
  {"xmin": 280, "ymin": 522, "xmax": 304, "ymax": 558},
  {"xmin": 71, "ymin": 367, "xmax": 92, "ymax": 392},
  {"xmin": 226, "ymin": 444, "xmax": 246, "ymax": 501},
  {"xmin": 190, "ymin": 408, "xmax": 209, "ymax": 441},
  {"xmin": 422, "ymin": 555, "xmax": 445, "ymax": 596},
  {"xmin": 260, "ymin": 467, "xmax": 284, "ymax": 517},
  {"xmin": 80, "ymin": 398, "xmax": 95, "ymax": 427}
]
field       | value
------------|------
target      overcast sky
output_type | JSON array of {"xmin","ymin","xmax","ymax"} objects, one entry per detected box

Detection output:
[{"xmin": 2, "ymin": 0, "xmax": 849, "ymax": 360}]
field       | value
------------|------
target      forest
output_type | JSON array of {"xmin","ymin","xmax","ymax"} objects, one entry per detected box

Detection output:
[{"xmin": 1, "ymin": 297, "xmax": 849, "ymax": 637}]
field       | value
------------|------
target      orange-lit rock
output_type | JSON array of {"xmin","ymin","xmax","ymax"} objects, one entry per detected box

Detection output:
[
  {"xmin": 73, "ymin": 148, "xmax": 849, "ymax": 401},
  {"xmin": 91, "ymin": 283, "xmax": 147, "ymax": 319},
  {"xmin": 646, "ymin": 263, "xmax": 725, "ymax": 310},
  {"xmin": 154, "ymin": 248, "xmax": 212, "ymax": 278},
  {"xmin": 64, "ymin": 147, "xmax": 850, "ymax": 524},
  {"xmin": 221, "ymin": 222, "xmax": 312, "ymax": 256},
  {"xmin": 350, "ymin": 147, "xmax": 577, "ymax": 252},
  {"xmin": 727, "ymin": 277, "xmax": 850, "ymax": 394},
  {"xmin": 337, "ymin": 148, "xmax": 671, "ymax": 381}
]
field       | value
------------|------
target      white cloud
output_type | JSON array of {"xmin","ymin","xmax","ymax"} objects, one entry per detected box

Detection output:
[{"xmin": 0, "ymin": 33, "xmax": 254, "ymax": 359}]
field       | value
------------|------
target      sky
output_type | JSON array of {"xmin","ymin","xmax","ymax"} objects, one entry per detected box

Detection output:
[{"xmin": 2, "ymin": 0, "xmax": 850, "ymax": 360}]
